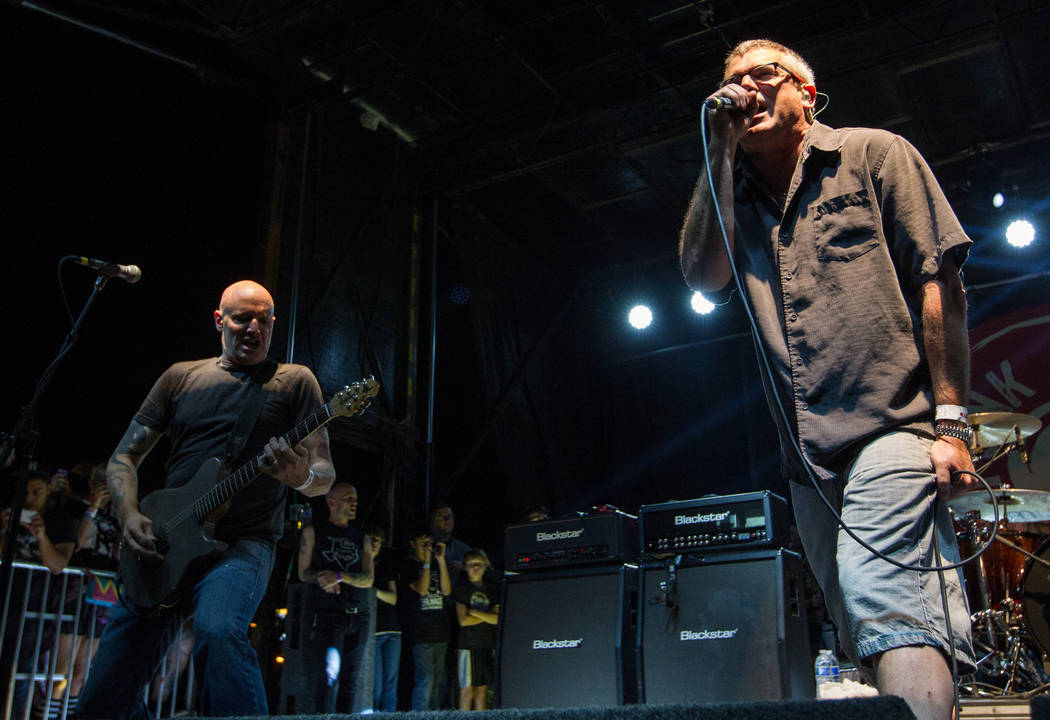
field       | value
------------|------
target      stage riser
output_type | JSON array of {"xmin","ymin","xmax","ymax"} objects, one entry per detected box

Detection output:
[{"xmin": 197, "ymin": 695, "xmax": 918, "ymax": 719}]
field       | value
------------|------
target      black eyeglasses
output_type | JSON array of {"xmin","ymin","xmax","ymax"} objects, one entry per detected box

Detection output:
[{"xmin": 718, "ymin": 62, "xmax": 804, "ymax": 90}]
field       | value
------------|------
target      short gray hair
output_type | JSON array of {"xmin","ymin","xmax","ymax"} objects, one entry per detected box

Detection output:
[{"xmin": 724, "ymin": 39, "xmax": 816, "ymax": 122}]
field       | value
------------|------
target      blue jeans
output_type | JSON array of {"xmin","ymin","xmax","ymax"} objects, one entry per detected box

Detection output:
[
  {"xmin": 78, "ymin": 539, "xmax": 274, "ymax": 719},
  {"xmin": 373, "ymin": 632, "xmax": 401, "ymax": 711},
  {"xmin": 411, "ymin": 641, "xmax": 447, "ymax": 710}
]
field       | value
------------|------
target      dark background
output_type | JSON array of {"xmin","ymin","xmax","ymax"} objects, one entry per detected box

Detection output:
[{"xmin": 4, "ymin": 0, "xmax": 1050, "ymax": 592}]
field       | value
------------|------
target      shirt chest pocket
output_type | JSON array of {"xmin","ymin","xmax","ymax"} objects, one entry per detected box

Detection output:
[{"xmin": 810, "ymin": 190, "xmax": 880, "ymax": 262}]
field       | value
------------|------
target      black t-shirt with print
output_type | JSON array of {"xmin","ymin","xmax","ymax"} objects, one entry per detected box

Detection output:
[
  {"xmin": 453, "ymin": 578, "xmax": 499, "ymax": 650},
  {"xmin": 400, "ymin": 558, "xmax": 449, "ymax": 644},
  {"xmin": 308, "ymin": 519, "xmax": 369, "ymax": 611}
]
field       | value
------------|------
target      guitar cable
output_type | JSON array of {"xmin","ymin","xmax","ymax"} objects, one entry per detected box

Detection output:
[{"xmin": 698, "ymin": 103, "xmax": 1000, "ymax": 710}]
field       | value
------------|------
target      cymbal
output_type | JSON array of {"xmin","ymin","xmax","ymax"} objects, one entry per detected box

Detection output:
[
  {"xmin": 949, "ymin": 488, "xmax": 1050, "ymax": 523},
  {"xmin": 969, "ymin": 412, "xmax": 1041, "ymax": 450}
]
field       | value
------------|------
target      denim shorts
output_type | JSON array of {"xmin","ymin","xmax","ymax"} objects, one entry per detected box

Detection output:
[{"xmin": 790, "ymin": 430, "xmax": 975, "ymax": 670}]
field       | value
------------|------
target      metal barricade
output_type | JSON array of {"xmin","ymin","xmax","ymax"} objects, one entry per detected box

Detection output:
[{"xmin": 1, "ymin": 563, "xmax": 196, "ymax": 720}]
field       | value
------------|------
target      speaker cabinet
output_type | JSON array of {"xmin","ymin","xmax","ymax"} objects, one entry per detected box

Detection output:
[
  {"xmin": 638, "ymin": 549, "xmax": 811, "ymax": 703},
  {"xmin": 498, "ymin": 565, "xmax": 637, "ymax": 708}
]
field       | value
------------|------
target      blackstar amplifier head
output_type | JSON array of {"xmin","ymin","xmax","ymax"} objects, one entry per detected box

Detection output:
[{"xmin": 639, "ymin": 491, "xmax": 788, "ymax": 556}]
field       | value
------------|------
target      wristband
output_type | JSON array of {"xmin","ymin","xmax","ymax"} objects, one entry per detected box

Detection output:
[
  {"xmin": 421, "ymin": 563, "xmax": 430, "ymax": 570},
  {"xmin": 295, "ymin": 468, "xmax": 315, "ymax": 493},
  {"xmin": 85, "ymin": 508, "xmax": 98, "ymax": 519},
  {"xmin": 935, "ymin": 405, "xmax": 968, "ymax": 424}
]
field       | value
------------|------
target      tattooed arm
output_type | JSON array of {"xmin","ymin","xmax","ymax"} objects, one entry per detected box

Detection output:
[{"xmin": 107, "ymin": 419, "xmax": 163, "ymax": 560}]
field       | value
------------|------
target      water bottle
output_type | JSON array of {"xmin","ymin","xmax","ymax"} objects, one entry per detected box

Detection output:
[{"xmin": 814, "ymin": 648, "xmax": 841, "ymax": 697}]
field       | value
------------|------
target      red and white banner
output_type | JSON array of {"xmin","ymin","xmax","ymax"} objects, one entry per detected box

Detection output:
[{"xmin": 969, "ymin": 304, "xmax": 1050, "ymax": 490}]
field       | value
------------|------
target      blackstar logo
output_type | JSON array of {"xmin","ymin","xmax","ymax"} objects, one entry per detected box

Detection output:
[
  {"xmin": 674, "ymin": 511, "xmax": 731, "ymax": 525},
  {"xmin": 532, "ymin": 638, "xmax": 583, "ymax": 649},
  {"xmin": 536, "ymin": 529, "xmax": 584, "ymax": 542},
  {"xmin": 680, "ymin": 628, "xmax": 739, "ymax": 641}
]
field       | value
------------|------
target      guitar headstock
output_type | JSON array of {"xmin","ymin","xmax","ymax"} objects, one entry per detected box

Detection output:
[{"xmin": 330, "ymin": 376, "xmax": 380, "ymax": 418}]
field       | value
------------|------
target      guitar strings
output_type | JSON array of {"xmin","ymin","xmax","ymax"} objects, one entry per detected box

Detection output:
[{"xmin": 154, "ymin": 405, "xmax": 337, "ymax": 537}]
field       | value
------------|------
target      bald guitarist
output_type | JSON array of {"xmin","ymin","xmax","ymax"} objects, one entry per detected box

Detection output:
[{"xmin": 80, "ymin": 280, "xmax": 336, "ymax": 719}]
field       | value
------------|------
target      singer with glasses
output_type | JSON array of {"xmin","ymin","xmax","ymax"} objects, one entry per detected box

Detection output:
[{"xmin": 678, "ymin": 39, "xmax": 976, "ymax": 720}]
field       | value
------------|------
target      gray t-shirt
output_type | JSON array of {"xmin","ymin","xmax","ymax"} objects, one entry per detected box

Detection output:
[
  {"xmin": 134, "ymin": 357, "xmax": 324, "ymax": 543},
  {"xmin": 728, "ymin": 122, "xmax": 971, "ymax": 479}
]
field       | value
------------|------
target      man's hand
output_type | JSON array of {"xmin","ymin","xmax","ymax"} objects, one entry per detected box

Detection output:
[
  {"xmin": 931, "ymin": 436, "xmax": 977, "ymax": 500},
  {"xmin": 433, "ymin": 541, "xmax": 447, "ymax": 561},
  {"xmin": 261, "ymin": 436, "xmax": 310, "ymax": 488},
  {"xmin": 703, "ymin": 84, "xmax": 758, "ymax": 147},
  {"xmin": 123, "ymin": 510, "xmax": 162, "ymax": 561},
  {"xmin": 317, "ymin": 569, "xmax": 342, "ymax": 594}
]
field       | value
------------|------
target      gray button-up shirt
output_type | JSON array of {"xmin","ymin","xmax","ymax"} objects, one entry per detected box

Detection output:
[{"xmin": 730, "ymin": 122, "xmax": 971, "ymax": 480}]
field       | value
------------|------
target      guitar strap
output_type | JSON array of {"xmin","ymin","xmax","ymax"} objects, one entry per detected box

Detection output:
[{"xmin": 223, "ymin": 358, "xmax": 279, "ymax": 466}]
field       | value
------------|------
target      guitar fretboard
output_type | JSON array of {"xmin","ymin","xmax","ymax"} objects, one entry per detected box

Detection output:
[{"xmin": 192, "ymin": 403, "xmax": 335, "ymax": 520}]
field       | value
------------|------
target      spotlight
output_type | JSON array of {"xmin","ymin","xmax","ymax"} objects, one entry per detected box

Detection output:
[
  {"xmin": 1005, "ymin": 219, "xmax": 1035, "ymax": 248},
  {"xmin": 690, "ymin": 292, "xmax": 715, "ymax": 315},
  {"xmin": 992, "ymin": 192, "xmax": 1005, "ymax": 209},
  {"xmin": 628, "ymin": 305, "xmax": 653, "ymax": 329}
]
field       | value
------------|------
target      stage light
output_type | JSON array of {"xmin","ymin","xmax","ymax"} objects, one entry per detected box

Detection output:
[
  {"xmin": 1005, "ymin": 219, "xmax": 1035, "ymax": 248},
  {"xmin": 275, "ymin": 656, "xmax": 285, "ymax": 665},
  {"xmin": 275, "ymin": 608, "xmax": 288, "ymax": 619},
  {"xmin": 992, "ymin": 192, "xmax": 1005, "ymax": 208},
  {"xmin": 449, "ymin": 285, "xmax": 470, "ymax": 304},
  {"xmin": 628, "ymin": 305, "xmax": 653, "ymax": 329},
  {"xmin": 691, "ymin": 291, "xmax": 715, "ymax": 315}
]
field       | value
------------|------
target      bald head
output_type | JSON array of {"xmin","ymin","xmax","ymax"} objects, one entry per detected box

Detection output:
[
  {"xmin": 219, "ymin": 280, "xmax": 274, "ymax": 315},
  {"xmin": 214, "ymin": 280, "xmax": 276, "ymax": 367},
  {"xmin": 326, "ymin": 482, "xmax": 358, "ymax": 526}
]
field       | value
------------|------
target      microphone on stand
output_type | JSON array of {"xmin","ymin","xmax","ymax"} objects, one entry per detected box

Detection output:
[
  {"xmin": 1014, "ymin": 426, "xmax": 1033, "ymax": 472},
  {"xmin": 73, "ymin": 257, "xmax": 142, "ymax": 284}
]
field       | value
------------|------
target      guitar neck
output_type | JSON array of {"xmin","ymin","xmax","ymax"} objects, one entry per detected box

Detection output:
[{"xmin": 197, "ymin": 402, "xmax": 334, "ymax": 518}]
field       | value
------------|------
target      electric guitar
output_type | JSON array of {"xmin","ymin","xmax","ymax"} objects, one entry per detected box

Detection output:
[{"xmin": 119, "ymin": 376, "xmax": 379, "ymax": 610}]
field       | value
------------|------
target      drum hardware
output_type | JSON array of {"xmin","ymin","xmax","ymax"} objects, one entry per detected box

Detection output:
[
  {"xmin": 970, "ymin": 412, "xmax": 1041, "ymax": 476},
  {"xmin": 969, "ymin": 412, "xmax": 1041, "ymax": 457},
  {"xmin": 949, "ymin": 488, "xmax": 1050, "ymax": 524},
  {"xmin": 953, "ymin": 522, "xmax": 1050, "ymax": 697}
]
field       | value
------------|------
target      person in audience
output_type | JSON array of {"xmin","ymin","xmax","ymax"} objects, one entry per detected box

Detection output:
[
  {"xmin": 298, "ymin": 481, "xmax": 374, "ymax": 712},
  {"xmin": 401, "ymin": 528, "xmax": 450, "ymax": 710},
  {"xmin": 454, "ymin": 549, "xmax": 499, "ymax": 711},
  {"xmin": 365, "ymin": 524, "xmax": 400, "ymax": 712},
  {"xmin": 0, "ymin": 470, "xmax": 76, "ymax": 720}
]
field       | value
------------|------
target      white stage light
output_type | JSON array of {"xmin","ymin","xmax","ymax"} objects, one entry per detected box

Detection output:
[
  {"xmin": 1005, "ymin": 219, "xmax": 1035, "ymax": 248},
  {"xmin": 690, "ymin": 291, "xmax": 715, "ymax": 315},
  {"xmin": 628, "ymin": 305, "xmax": 653, "ymax": 329},
  {"xmin": 992, "ymin": 192, "xmax": 1005, "ymax": 209}
]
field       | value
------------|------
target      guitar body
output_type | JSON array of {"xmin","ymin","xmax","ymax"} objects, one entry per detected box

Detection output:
[
  {"xmin": 117, "ymin": 377, "xmax": 378, "ymax": 612},
  {"xmin": 119, "ymin": 458, "xmax": 229, "ymax": 610}
]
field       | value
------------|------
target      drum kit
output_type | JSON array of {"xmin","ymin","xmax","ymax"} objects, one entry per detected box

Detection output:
[{"xmin": 947, "ymin": 412, "xmax": 1050, "ymax": 696}]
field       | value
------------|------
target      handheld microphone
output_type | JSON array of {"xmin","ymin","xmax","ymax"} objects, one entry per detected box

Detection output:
[
  {"xmin": 704, "ymin": 96, "xmax": 734, "ymax": 110},
  {"xmin": 74, "ymin": 256, "xmax": 142, "ymax": 284}
]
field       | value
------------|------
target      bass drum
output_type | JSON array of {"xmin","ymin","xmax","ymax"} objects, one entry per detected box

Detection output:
[{"xmin": 1021, "ymin": 538, "xmax": 1050, "ymax": 657}]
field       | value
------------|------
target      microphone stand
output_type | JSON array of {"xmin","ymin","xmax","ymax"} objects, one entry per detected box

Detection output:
[{"xmin": 0, "ymin": 273, "xmax": 110, "ymax": 714}]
